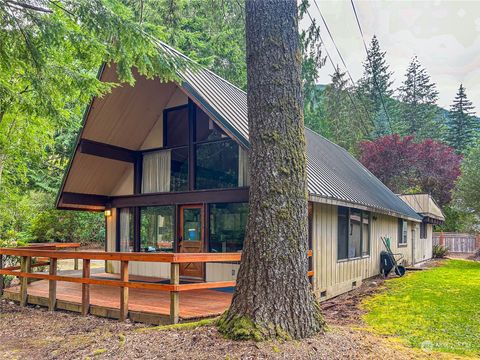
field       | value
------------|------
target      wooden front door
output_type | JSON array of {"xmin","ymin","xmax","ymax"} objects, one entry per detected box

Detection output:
[{"xmin": 178, "ymin": 205, "xmax": 205, "ymax": 279}]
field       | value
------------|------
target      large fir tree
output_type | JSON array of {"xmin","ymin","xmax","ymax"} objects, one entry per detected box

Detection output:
[
  {"xmin": 397, "ymin": 56, "xmax": 439, "ymax": 138},
  {"xmin": 324, "ymin": 66, "xmax": 370, "ymax": 151},
  {"xmin": 444, "ymin": 84, "xmax": 478, "ymax": 153},
  {"xmin": 358, "ymin": 35, "xmax": 394, "ymax": 137},
  {"xmin": 219, "ymin": 0, "xmax": 324, "ymax": 340}
]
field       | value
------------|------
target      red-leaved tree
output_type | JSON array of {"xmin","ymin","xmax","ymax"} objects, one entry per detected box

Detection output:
[{"xmin": 359, "ymin": 135, "xmax": 462, "ymax": 205}]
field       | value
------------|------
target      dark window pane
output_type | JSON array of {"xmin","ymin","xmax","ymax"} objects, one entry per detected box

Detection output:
[
  {"xmin": 362, "ymin": 211, "xmax": 370, "ymax": 256},
  {"xmin": 140, "ymin": 206, "xmax": 175, "ymax": 252},
  {"xmin": 195, "ymin": 107, "xmax": 228, "ymax": 142},
  {"xmin": 171, "ymin": 147, "xmax": 189, "ymax": 191},
  {"xmin": 338, "ymin": 206, "xmax": 348, "ymax": 260},
  {"xmin": 420, "ymin": 222, "xmax": 427, "ymax": 239},
  {"xmin": 349, "ymin": 209, "xmax": 361, "ymax": 258},
  {"xmin": 165, "ymin": 107, "xmax": 188, "ymax": 147},
  {"xmin": 195, "ymin": 140, "xmax": 239, "ymax": 190},
  {"xmin": 398, "ymin": 218, "xmax": 407, "ymax": 245},
  {"xmin": 209, "ymin": 203, "xmax": 248, "ymax": 253}
]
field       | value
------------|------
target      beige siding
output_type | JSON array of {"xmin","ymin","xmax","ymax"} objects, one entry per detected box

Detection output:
[{"xmin": 311, "ymin": 202, "xmax": 416, "ymax": 301}]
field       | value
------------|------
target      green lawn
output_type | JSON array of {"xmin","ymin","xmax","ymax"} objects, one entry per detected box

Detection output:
[{"xmin": 362, "ymin": 260, "xmax": 480, "ymax": 357}]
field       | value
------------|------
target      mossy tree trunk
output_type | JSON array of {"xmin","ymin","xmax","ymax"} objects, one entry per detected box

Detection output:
[{"xmin": 218, "ymin": 0, "xmax": 324, "ymax": 340}]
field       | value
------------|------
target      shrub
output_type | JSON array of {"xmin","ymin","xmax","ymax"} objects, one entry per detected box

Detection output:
[{"xmin": 433, "ymin": 244, "xmax": 449, "ymax": 258}]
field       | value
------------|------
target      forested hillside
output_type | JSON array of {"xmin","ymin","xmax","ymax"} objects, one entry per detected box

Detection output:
[{"xmin": 0, "ymin": 0, "xmax": 478, "ymax": 248}]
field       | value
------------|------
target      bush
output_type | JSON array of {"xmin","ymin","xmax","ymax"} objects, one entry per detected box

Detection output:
[{"xmin": 433, "ymin": 244, "xmax": 449, "ymax": 258}]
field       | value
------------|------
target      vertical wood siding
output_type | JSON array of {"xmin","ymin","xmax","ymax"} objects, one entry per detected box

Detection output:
[{"xmin": 312, "ymin": 202, "xmax": 416, "ymax": 300}]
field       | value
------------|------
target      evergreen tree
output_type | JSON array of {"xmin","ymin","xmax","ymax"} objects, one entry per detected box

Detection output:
[
  {"xmin": 324, "ymin": 66, "xmax": 370, "ymax": 151},
  {"xmin": 444, "ymin": 84, "xmax": 478, "ymax": 153},
  {"xmin": 397, "ymin": 56, "xmax": 439, "ymax": 138},
  {"xmin": 358, "ymin": 35, "xmax": 394, "ymax": 137}
]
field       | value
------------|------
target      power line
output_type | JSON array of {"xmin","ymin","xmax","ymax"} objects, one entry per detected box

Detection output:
[
  {"xmin": 350, "ymin": 0, "xmax": 394, "ymax": 134},
  {"xmin": 306, "ymin": 5, "xmax": 374, "ymax": 133},
  {"xmin": 305, "ymin": 9, "xmax": 372, "ymax": 135}
]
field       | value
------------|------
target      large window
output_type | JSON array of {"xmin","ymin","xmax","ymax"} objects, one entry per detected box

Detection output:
[
  {"xmin": 338, "ymin": 206, "xmax": 370, "ymax": 260},
  {"xmin": 398, "ymin": 218, "xmax": 408, "ymax": 246},
  {"xmin": 140, "ymin": 206, "xmax": 175, "ymax": 252},
  {"xmin": 195, "ymin": 140, "xmax": 239, "ymax": 190},
  {"xmin": 209, "ymin": 203, "xmax": 248, "ymax": 253},
  {"xmin": 195, "ymin": 107, "xmax": 228, "ymax": 142}
]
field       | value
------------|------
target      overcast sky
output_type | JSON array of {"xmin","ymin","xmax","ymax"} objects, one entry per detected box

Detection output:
[{"xmin": 300, "ymin": 0, "xmax": 480, "ymax": 115}]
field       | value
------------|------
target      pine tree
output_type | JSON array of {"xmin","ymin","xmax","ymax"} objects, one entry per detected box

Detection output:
[
  {"xmin": 444, "ymin": 84, "xmax": 478, "ymax": 153},
  {"xmin": 358, "ymin": 35, "xmax": 394, "ymax": 137},
  {"xmin": 324, "ymin": 66, "xmax": 370, "ymax": 151},
  {"xmin": 397, "ymin": 56, "xmax": 439, "ymax": 138}
]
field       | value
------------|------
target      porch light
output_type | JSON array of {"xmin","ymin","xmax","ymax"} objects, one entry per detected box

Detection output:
[{"xmin": 104, "ymin": 209, "xmax": 112, "ymax": 217}]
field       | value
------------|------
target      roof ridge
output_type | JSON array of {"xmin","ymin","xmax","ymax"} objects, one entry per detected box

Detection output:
[{"xmin": 156, "ymin": 40, "xmax": 247, "ymax": 95}]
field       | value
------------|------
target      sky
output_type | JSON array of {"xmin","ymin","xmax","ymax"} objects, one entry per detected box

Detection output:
[{"xmin": 300, "ymin": 0, "xmax": 480, "ymax": 116}]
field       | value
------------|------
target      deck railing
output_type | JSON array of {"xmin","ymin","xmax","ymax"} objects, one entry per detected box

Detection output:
[{"xmin": 0, "ymin": 248, "xmax": 313, "ymax": 324}]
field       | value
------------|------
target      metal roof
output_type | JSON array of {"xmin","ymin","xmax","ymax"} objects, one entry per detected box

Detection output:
[{"xmin": 158, "ymin": 42, "xmax": 421, "ymax": 221}]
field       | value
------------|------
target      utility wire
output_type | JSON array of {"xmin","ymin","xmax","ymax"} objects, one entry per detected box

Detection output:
[
  {"xmin": 306, "ymin": 6, "xmax": 374, "ymax": 134},
  {"xmin": 305, "ymin": 9, "xmax": 372, "ymax": 135},
  {"xmin": 350, "ymin": 0, "xmax": 394, "ymax": 133}
]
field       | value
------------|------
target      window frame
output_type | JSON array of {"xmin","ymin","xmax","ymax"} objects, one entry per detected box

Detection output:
[
  {"xmin": 337, "ymin": 206, "xmax": 371, "ymax": 261},
  {"xmin": 398, "ymin": 218, "xmax": 408, "ymax": 246}
]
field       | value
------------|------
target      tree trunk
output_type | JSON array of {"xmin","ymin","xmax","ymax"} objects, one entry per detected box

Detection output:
[{"xmin": 218, "ymin": 0, "xmax": 324, "ymax": 340}]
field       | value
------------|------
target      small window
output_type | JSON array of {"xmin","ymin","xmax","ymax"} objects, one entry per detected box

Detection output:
[
  {"xmin": 140, "ymin": 206, "xmax": 175, "ymax": 252},
  {"xmin": 398, "ymin": 219, "xmax": 408, "ymax": 245},
  {"xmin": 209, "ymin": 203, "xmax": 248, "ymax": 253},
  {"xmin": 195, "ymin": 139, "xmax": 239, "ymax": 190},
  {"xmin": 164, "ymin": 106, "xmax": 188, "ymax": 147},
  {"xmin": 118, "ymin": 208, "xmax": 134, "ymax": 252},
  {"xmin": 420, "ymin": 221, "xmax": 427, "ymax": 239},
  {"xmin": 195, "ymin": 107, "xmax": 228, "ymax": 142},
  {"xmin": 362, "ymin": 212, "xmax": 370, "ymax": 256}
]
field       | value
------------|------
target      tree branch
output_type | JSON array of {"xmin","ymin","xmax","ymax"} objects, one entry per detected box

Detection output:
[{"xmin": 6, "ymin": 1, "xmax": 52, "ymax": 13}]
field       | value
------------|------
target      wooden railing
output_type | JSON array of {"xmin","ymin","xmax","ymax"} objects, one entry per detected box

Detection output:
[{"xmin": 0, "ymin": 248, "xmax": 313, "ymax": 324}]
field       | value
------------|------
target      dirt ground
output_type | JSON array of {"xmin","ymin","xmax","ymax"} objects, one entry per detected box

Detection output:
[{"xmin": 0, "ymin": 271, "xmax": 460, "ymax": 360}]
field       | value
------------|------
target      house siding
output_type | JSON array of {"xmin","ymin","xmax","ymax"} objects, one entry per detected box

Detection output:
[{"xmin": 311, "ymin": 202, "xmax": 416, "ymax": 301}]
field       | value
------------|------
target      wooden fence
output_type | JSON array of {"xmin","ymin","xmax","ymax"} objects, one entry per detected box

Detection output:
[
  {"xmin": 0, "ymin": 248, "xmax": 313, "ymax": 324},
  {"xmin": 433, "ymin": 232, "xmax": 480, "ymax": 253}
]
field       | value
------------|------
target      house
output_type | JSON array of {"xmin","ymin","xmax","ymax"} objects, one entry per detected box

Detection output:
[
  {"xmin": 399, "ymin": 194, "xmax": 445, "ymax": 263},
  {"xmin": 56, "ymin": 42, "xmax": 422, "ymax": 302}
]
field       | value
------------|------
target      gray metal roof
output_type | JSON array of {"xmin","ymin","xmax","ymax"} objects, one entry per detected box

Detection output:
[{"xmin": 160, "ymin": 42, "xmax": 421, "ymax": 220}]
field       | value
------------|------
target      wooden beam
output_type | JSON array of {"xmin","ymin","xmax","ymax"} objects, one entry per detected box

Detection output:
[
  {"xmin": 0, "ymin": 248, "xmax": 242, "ymax": 263},
  {"xmin": 111, "ymin": 187, "xmax": 249, "ymax": 208},
  {"xmin": 119, "ymin": 261, "xmax": 129, "ymax": 321},
  {"xmin": 48, "ymin": 258, "xmax": 57, "ymax": 311},
  {"xmin": 170, "ymin": 263, "xmax": 180, "ymax": 324},
  {"xmin": 79, "ymin": 139, "xmax": 137, "ymax": 163},
  {"xmin": 20, "ymin": 256, "xmax": 31, "ymax": 306},
  {"xmin": 61, "ymin": 192, "xmax": 110, "ymax": 207},
  {"xmin": 81, "ymin": 259, "xmax": 90, "ymax": 316}
]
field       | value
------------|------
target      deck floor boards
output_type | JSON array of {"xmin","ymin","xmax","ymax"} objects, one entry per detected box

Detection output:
[{"xmin": 3, "ymin": 272, "xmax": 233, "ymax": 320}]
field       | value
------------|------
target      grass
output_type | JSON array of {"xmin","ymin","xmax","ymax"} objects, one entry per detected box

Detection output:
[
  {"xmin": 135, "ymin": 318, "xmax": 217, "ymax": 332},
  {"xmin": 362, "ymin": 260, "xmax": 480, "ymax": 357}
]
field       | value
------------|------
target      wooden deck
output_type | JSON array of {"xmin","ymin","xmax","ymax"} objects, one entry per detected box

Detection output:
[{"xmin": 3, "ymin": 272, "xmax": 233, "ymax": 324}]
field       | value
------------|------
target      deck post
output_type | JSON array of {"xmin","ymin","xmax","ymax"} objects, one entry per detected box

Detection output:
[
  {"xmin": 48, "ymin": 258, "xmax": 58, "ymax": 311},
  {"xmin": 119, "ymin": 260, "xmax": 129, "ymax": 321},
  {"xmin": 20, "ymin": 256, "xmax": 31, "ymax": 306},
  {"xmin": 0, "ymin": 254, "xmax": 4, "ymax": 296},
  {"xmin": 170, "ymin": 262, "xmax": 180, "ymax": 324},
  {"xmin": 81, "ymin": 259, "xmax": 90, "ymax": 316},
  {"xmin": 74, "ymin": 247, "xmax": 79, "ymax": 271}
]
